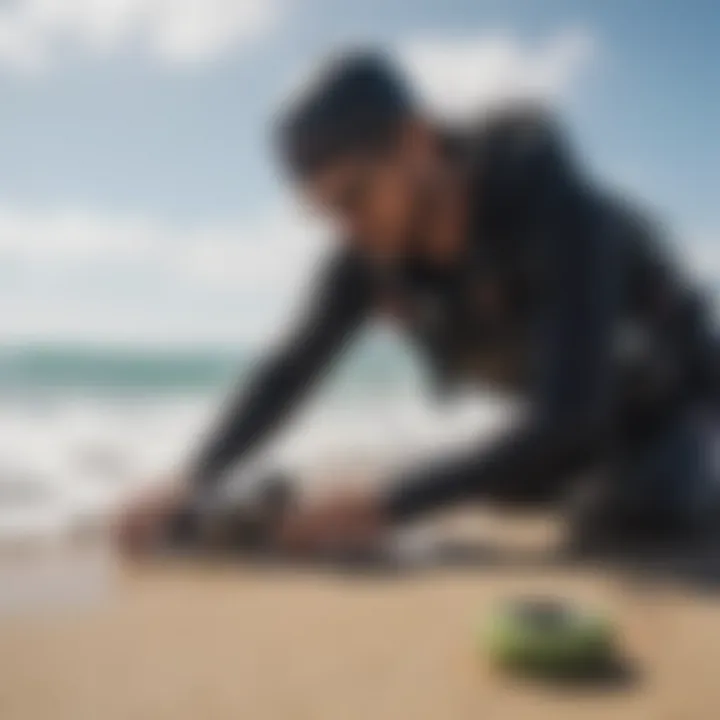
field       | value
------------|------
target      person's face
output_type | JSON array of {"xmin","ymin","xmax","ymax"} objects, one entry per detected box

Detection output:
[{"xmin": 301, "ymin": 122, "xmax": 436, "ymax": 264}]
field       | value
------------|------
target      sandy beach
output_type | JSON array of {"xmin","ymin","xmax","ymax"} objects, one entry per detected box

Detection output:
[{"xmin": 2, "ymin": 515, "xmax": 720, "ymax": 720}]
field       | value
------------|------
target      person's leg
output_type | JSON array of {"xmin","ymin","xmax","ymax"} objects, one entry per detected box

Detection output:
[{"xmin": 569, "ymin": 404, "xmax": 717, "ymax": 551}]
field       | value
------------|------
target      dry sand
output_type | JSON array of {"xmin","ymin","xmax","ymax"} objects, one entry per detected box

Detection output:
[{"xmin": 2, "ymin": 514, "xmax": 720, "ymax": 720}]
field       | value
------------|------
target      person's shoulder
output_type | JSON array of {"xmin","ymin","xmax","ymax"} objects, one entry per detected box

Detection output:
[
  {"xmin": 479, "ymin": 103, "xmax": 561, "ymax": 137},
  {"xmin": 459, "ymin": 103, "xmax": 577, "ymax": 207},
  {"xmin": 468, "ymin": 103, "xmax": 569, "ymax": 171}
]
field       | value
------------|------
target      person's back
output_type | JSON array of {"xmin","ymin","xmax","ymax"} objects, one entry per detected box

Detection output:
[{"xmin": 373, "ymin": 108, "xmax": 713, "ymax": 405}]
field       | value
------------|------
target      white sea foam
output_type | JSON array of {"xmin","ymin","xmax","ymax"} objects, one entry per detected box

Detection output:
[
  {"xmin": 0, "ymin": 390, "xmax": 515, "ymax": 542},
  {"xmin": 0, "ymin": 385, "xmax": 516, "ymax": 614}
]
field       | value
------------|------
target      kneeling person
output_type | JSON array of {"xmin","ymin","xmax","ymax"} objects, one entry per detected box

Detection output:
[{"xmin": 118, "ymin": 51, "xmax": 719, "ymax": 557}]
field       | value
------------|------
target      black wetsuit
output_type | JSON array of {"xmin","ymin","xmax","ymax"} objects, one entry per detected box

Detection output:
[{"xmin": 191, "ymin": 109, "xmax": 717, "ymax": 524}]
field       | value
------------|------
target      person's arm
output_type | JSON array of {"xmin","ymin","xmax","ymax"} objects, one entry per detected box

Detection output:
[
  {"xmin": 190, "ymin": 252, "xmax": 371, "ymax": 490},
  {"xmin": 383, "ymin": 113, "xmax": 623, "ymax": 520}
]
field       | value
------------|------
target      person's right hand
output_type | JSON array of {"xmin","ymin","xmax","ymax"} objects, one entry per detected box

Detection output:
[{"xmin": 115, "ymin": 479, "xmax": 190, "ymax": 558}]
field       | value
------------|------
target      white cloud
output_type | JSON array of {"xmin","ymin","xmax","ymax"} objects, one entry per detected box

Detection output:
[
  {"xmin": 0, "ymin": 203, "xmax": 328, "ymax": 296},
  {"xmin": 400, "ymin": 28, "xmax": 595, "ymax": 117},
  {"xmin": 0, "ymin": 201, "xmax": 329, "ymax": 344},
  {"xmin": 687, "ymin": 232, "xmax": 720, "ymax": 287},
  {"xmin": 0, "ymin": 0, "xmax": 280, "ymax": 73},
  {"xmin": 0, "ymin": 205, "xmax": 160, "ymax": 261}
]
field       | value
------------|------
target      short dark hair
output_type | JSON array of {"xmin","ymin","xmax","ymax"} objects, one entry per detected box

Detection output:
[{"xmin": 276, "ymin": 50, "xmax": 414, "ymax": 179}]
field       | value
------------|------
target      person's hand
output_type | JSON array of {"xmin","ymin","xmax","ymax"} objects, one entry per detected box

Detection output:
[
  {"xmin": 115, "ymin": 478, "xmax": 190, "ymax": 558},
  {"xmin": 276, "ymin": 489, "xmax": 387, "ymax": 556}
]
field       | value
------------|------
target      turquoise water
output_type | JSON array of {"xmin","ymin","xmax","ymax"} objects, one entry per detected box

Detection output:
[
  {"xmin": 0, "ymin": 336, "xmax": 423, "ymax": 399},
  {"xmin": 0, "ymin": 346, "xmax": 243, "ymax": 393}
]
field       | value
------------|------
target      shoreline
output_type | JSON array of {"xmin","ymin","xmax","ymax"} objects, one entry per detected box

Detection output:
[{"xmin": 2, "ymin": 515, "xmax": 720, "ymax": 719}]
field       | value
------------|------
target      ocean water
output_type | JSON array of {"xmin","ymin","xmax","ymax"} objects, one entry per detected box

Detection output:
[{"xmin": 0, "ymin": 339, "xmax": 512, "ymax": 543}]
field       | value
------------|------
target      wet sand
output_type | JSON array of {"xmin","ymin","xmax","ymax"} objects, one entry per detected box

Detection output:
[{"xmin": 2, "ymin": 516, "xmax": 720, "ymax": 720}]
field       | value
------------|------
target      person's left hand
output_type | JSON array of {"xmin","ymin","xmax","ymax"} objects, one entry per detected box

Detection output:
[{"xmin": 276, "ymin": 489, "xmax": 387, "ymax": 555}]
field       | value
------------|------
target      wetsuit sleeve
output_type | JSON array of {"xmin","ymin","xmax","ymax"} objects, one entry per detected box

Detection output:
[
  {"xmin": 190, "ymin": 252, "xmax": 371, "ymax": 489},
  {"xmin": 384, "ymin": 113, "xmax": 622, "ymax": 520}
]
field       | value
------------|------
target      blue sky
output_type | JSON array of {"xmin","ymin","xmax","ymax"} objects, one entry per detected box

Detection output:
[{"xmin": 0, "ymin": 0, "xmax": 717, "ymax": 344}]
